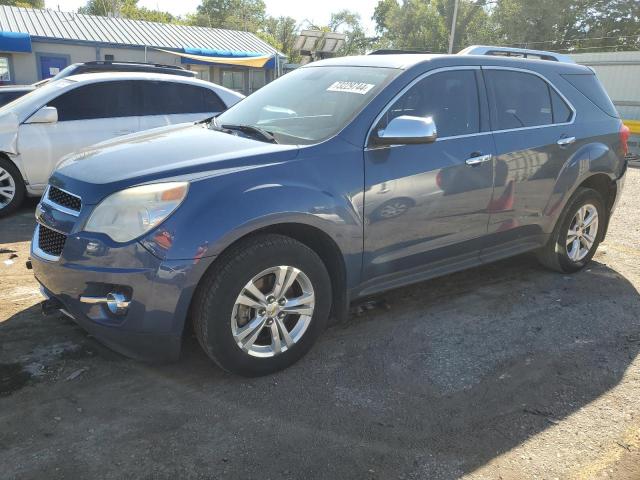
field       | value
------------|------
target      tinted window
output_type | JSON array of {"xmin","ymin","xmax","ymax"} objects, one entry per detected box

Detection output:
[
  {"xmin": 0, "ymin": 91, "xmax": 26, "ymax": 107},
  {"xmin": 561, "ymin": 73, "xmax": 618, "ymax": 118},
  {"xmin": 550, "ymin": 88, "xmax": 572, "ymax": 123},
  {"xmin": 485, "ymin": 70, "xmax": 553, "ymax": 129},
  {"xmin": 140, "ymin": 81, "xmax": 224, "ymax": 115},
  {"xmin": 377, "ymin": 70, "xmax": 480, "ymax": 138},
  {"xmin": 48, "ymin": 81, "xmax": 137, "ymax": 121}
]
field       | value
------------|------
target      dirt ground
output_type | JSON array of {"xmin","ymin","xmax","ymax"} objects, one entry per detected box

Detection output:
[{"xmin": 1, "ymin": 168, "xmax": 640, "ymax": 480}]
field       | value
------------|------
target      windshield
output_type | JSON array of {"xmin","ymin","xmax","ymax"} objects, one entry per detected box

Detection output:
[{"xmin": 216, "ymin": 66, "xmax": 400, "ymax": 145}]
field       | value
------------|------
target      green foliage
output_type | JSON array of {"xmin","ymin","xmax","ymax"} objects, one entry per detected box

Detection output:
[
  {"xmin": 259, "ymin": 16, "xmax": 300, "ymax": 61},
  {"xmin": 373, "ymin": 0, "xmax": 640, "ymax": 53},
  {"xmin": 372, "ymin": 0, "xmax": 495, "ymax": 52},
  {"xmin": 186, "ymin": 0, "xmax": 266, "ymax": 33},
  {"xmin": 0, "ymin": 0, "xmax": 44, "ymax": 7},
  {"xmin": 78, "ymin": 0, "xmax": 176, "ymax": 23}
]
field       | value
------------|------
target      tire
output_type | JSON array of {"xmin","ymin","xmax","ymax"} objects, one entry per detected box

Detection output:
[
  {"xmin": 0, "ymin": 157, "xmax": 25, "ymax": 218},
  {"xmin": 192, "ymin": 234, "xmax": 332, "ymax": 377},
  {"xmin": 536, "ymin": 187, "xmax": 606, "ymax": 273}
]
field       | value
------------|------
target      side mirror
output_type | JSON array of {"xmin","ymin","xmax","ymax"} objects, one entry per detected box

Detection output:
[
  {"xmin": 26, "ymin": 106, "xmax": 58, "ymax": 124},
  {"xmin": 373, "ymin": 115, "xmax": 437, "ymax": 146}
]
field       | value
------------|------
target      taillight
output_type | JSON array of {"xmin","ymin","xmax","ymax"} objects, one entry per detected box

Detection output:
[{"xmin": 620, "ymin": 123, "xmax": 630, "ymax": 156}]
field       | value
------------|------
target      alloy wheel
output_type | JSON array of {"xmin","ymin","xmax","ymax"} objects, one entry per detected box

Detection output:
[
  {"xmin": 0, "ymin": 167, "xmax": 16, "ymax": 208},
  {"xmin": 231, "ymin": 265, "xmax": 315, "ymax": 358},
  {"xmin": 566, "ymin": 203, "xmax": 598, "ymax": 262}
]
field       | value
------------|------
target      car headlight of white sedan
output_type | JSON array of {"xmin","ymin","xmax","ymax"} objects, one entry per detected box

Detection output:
[{"xmin": 84, "ymin": 182, "xmax": 189, "ymax": 243}]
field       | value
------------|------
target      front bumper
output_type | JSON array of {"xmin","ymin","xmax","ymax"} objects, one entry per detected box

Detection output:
[{"xmin": 31, "ymin": 225, "xmax": 203, "ymax": 363}]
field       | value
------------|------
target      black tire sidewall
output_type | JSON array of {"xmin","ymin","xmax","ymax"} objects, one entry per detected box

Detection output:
[
  {"xmin": 555, "ymin": 188, "xmax": 605, "ymax": 272},
  {"xmin": 0, "ymin": 158, "xmax": 25, "ymax": 217},
  {"xmin": 200, "ymin": 237, "xmax": 332, "ymax": 376}
]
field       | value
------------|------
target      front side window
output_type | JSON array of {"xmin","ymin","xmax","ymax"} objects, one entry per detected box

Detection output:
[
  {"xmin": 217, "ymin": 66, "xmax": 401, "ymax": 145},
  {"xmin": 485, "ymin": 70, "xmax": 557, "ymax": 130},
  {"xmin": 48, "ymin": 81, "xmax": 137, "ymax": 121},
  {"xmin": 376, "ymin": 69, "xmax": 481, "ymax": 138}
]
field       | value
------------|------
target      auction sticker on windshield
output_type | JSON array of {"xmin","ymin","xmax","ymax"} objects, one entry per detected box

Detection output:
[{"xmin": 327, "ymin": 81, "xmax": 375, "ymax": 95}]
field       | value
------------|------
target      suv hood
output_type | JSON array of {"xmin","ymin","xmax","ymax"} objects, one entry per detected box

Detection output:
[{"xmin": 51, "ymin": 123, "xmax": 300, "ymax": 205}]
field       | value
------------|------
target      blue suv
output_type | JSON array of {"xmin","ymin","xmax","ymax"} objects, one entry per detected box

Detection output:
[{"xmin": 31, "ymin": 50, "xmax": 629, "ymax": 376}]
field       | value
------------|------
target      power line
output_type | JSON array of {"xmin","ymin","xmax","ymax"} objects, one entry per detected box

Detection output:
[{"xmin": 456, "ymin": 34, "xmax": 640, "ymax": 49}]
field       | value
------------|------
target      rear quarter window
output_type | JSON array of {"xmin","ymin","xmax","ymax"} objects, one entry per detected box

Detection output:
[{"xmin": 561, "ymin": 73, "xmax": 619, "ymax": 118}]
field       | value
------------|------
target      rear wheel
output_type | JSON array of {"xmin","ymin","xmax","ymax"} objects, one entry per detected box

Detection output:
[
  {"xmin": 0, "ymin": 158, "xmax": 25, "ymax": 218},
  {"xmin": 192, "ymin": 234, "xmax": 332, "ymax": 376},
  {"xmin": 537, "ymin": 187, "xmax": 605, "ymax": 273}
]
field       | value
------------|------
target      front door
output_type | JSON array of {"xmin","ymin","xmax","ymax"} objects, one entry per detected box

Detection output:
[
  {"xmin": 18, "ymin": 81, "xmax": 140, "ymax": 189},
  {"xmin": 39, "ymin": 55, "xmax": 68, "ymax": 79},
  {"xmin": 363, "ymin": 68, "xmax": 495, "ymax": 283}
]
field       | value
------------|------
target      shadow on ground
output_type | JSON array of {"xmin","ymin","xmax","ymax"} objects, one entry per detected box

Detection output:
[
  {"xmin": 0, "ymin": 197, "xmax": 38, "ymax": 244},
  {"xmin": 1, "ymin": 254, "xmax": 639, "ymax": 479}
]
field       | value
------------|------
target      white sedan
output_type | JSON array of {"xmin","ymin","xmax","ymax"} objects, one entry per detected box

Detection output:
[{"xmin": 0, "ymin": 72, "xmax": 243, "ymax": 216}]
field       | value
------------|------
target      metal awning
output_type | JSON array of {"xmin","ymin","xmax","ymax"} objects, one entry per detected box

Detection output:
[
  {"xmin": 157, "ymin": 48, "xmax": 274, "ymax": 68},
  {"xmin": 0, "ymin": 31, "xmax": 31, "ymax": 53}
]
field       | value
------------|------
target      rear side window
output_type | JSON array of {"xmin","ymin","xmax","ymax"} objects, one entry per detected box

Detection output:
[
  {"xmin": 140, "ymin": 81, "xmax": 225, "ymax": 115},
  {"xmin": 485, "ymin": 70, "xmax": 553, "ymax": 129},
  {"xmin": 377, "ymin": 69, "xmax": 480, "ymax": 138},
  {"xmin": 48, "ymin": 81, "xmax": 137, "ymax": 121},
  {"xmin": 561, "ymin": 73, "xmax": 618, "ymax": 118},
  {"xmin": 550, "ymin": 88, "xmax": 572, "ymax": 123}
]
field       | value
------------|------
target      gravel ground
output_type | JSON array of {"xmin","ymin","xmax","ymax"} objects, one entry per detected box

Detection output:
[{"xmin": 1, "ymin": 168, "xmax": 639, "ymax": 480}]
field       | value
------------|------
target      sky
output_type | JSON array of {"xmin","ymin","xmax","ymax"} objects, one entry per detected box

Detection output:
[{"xmin": 43, "ymin": 0, "xmax": 378, "ymax": 34}]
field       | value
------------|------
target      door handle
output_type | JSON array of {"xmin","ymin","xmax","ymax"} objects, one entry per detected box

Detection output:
[
  {"xmin": 465, "ymin": 154, "xmax": 492, "ymax": 166},
  {"xmin": 557, "ymin": 136, "xmax": 576, "ymax": 146}
]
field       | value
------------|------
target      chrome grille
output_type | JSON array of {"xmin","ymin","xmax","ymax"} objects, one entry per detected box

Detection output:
[
  {"xmin": 47, "ymin": 186, "xmax": 82, "ymax": 212},
  {"xmin": 38, "ymin": 225, "xmax": 67, "ymax": 257}
]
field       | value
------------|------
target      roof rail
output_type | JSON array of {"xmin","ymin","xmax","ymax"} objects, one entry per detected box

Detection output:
[
  {"xmin": 368, "ymin": 49, "xmax": 432, "ymax": 55},
  {"xmin": 458, "ymin": 45, "xmax": 575, "ymax": 64}
]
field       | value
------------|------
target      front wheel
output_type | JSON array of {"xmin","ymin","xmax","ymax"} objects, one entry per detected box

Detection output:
[
  {"xmin": 192, "ymin": 234, "xmax": 332, "ymax": 376},
  {"xmin": 537, "ymin": 187, "xmax": 606, "ymax": 273},
  {"xmin": 0, "ymin": 158, "xmax": 25, "ymax": 218}
]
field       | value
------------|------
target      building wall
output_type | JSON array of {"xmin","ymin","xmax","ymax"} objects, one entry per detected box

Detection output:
[
  {"xmin": 1, "ymin": 40, "xmax": 274, "ymax": 95},
  {"xmin": 571, "ymin": 51, "xmax": 640, "ymax": 121}
]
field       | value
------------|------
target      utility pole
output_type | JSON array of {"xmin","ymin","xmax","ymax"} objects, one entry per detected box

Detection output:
[{"xmin": 448, "ymin": 0, "xmax": 460, "ymax": 54}]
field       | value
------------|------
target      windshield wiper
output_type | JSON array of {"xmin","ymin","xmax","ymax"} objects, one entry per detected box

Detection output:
[{"xmin": 212, "ymin": 119, "xmax": 277, "ymax": 144}]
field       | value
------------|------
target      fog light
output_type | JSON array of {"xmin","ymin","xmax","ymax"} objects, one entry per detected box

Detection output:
[
  {"xmin": 80, "ymin": 292, "xmax": 131, "ymax": 316},
  {"xmin": 106, "ymin": 293, "xmax": 130, "ymax": 315}
]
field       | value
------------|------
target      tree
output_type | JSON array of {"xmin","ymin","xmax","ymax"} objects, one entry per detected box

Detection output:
[
  {"xmin": 372, "ymin": 0, "xmax": 495, "ymax": 53},
  {"xmin": 0, "ymin": 0, "xmax": 44, "ymax": 7},
  {"xmin": 259, "ymin": 16, "xmax": 300, "ymax": 61},
  {"xmin": 187, "ymin": 0, "xmax": 266, "ymax": 32},
  {"xmin": 78, "ymin": 0, "xmax": 176, "ymax": 23},
  {"xmin": 306, "ymin": 10, "xmax": 372, "ymax": 55}
]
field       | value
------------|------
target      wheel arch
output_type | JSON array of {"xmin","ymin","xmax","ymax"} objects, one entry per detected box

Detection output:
[{"xmin": 185, "ymin": 221, "xmax": 350, "ymax": 337}]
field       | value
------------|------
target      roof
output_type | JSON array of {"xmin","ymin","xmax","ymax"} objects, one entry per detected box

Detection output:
[
  {"xmin": 308, "ymin": 54, "xmax": 442, "ymax": 69},
  {"xmin": 0, "ymin": 5, "xmax": 280, "ymax": 56},
  {"xmin": 310, "ymin": 52, "xmax": 590, "ymax": 74}
]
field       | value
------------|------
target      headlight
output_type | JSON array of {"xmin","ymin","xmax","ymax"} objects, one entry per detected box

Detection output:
[{"xmin": 85, "ymin": 182, "xmax": 189, "ymax": 243}]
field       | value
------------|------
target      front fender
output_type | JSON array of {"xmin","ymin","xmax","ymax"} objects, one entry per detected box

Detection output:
[{"xmin": 140, "ymin": 167, "xmax": 364, "ymax": 287}]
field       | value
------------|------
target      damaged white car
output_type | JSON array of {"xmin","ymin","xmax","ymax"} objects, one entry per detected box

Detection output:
[{"xmin": 0, "ymin": 72, "xmax": 243, "ymax": 216}]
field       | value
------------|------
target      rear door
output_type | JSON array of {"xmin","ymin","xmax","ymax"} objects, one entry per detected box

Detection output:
[
  {"xmin": 482, "ymin": 68, "xmax": 579, "ymax": 256},
  {"xmin": 363, "ymin": 67, "xmax": 495, "ymax": 282},
  {"xmin": 138, "ymin": 81, "xmax": 227, "ymax": 131},
  {"xmin": 18, "ymin": 80, "xmax": 140, "ymax": 189}
]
